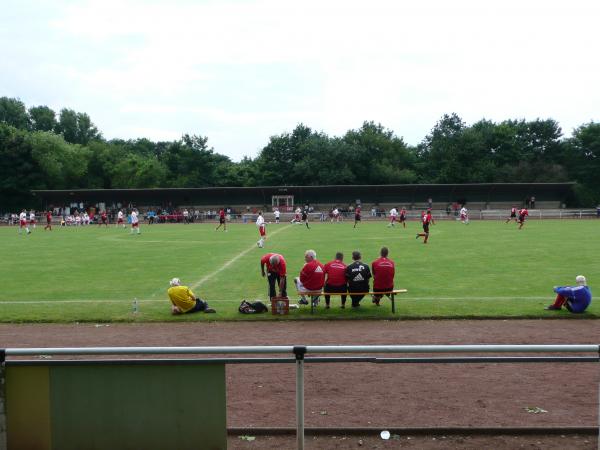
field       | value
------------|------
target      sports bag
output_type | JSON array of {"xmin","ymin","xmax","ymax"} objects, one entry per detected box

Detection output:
[{"xmin": 239, "ymin": 300, "xmax": 268, "ymax": 314}]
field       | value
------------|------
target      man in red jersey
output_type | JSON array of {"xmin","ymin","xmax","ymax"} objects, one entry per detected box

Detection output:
[
  {"xmin": 323, "ymin": 252, "xmax": 348, "ymax": 308},
  {"xmin": 399, "ymin": 207, "xmax": 407, "ymax": 228},
  {"xmin": 517, "ymin": 208, "xmax": 529, "ymax": 230},
  {"xmin": 44, "ymin": 210, "xmax": 52, "ymax": 231},
  {"xmin": 505, "ymin": 206, "xmax": 518, "ymax": 223},
  {"xmin": 416, "ymin": 208, "xmax": 435, "ymax": 243},
  {"xmin": 260, "ymin": 253, "xmax": 287, "ymax": 299},
  {"xmin": 353, "ymin": 205, "xmax": 361, "ymax": 228},
  {"xmin": 371, "ymin": 247, "xmax": 395, "ymax": 306},
  {"xmin": 295, "ymin": 249, "xmax": 325, "ymax": 306},
  {"xmin": 99, "ymin": 210, "xmax": 108, "ymax": 227},
  {"xmin": 215, "ymin": 208, "xmax": 227, "ymax": 231}
]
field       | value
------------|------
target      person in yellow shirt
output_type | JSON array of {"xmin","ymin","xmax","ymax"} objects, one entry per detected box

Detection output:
[{"xmin": 168, "ymin": 278, "xmax": 216, "ymax": 315}]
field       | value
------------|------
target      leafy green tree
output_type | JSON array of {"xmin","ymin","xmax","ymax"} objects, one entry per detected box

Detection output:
[
  {"xmin": 26, "ymin": 131, "xmax": 89, "ymax": 189},
  {"xmin": 0, "ymin": 124, "xmax": 43, "ymax": 208},
  {"xmin": 0, "ymin": 97, "xmax": 30, "ymax": 130},
  {"xmin": 29, "ymin": 105, "xmax": 57, "ymax": 132},
  {"xmin": 55, "ymin": 109, "xmax": 101, "ymax": 144},
  {"xmin": 564, "ymin": 122, "xmax": 600, "ymax": 203},
  {"xmin": 75, "ymin": 112, "xmax": 101, "ymax": 144}
]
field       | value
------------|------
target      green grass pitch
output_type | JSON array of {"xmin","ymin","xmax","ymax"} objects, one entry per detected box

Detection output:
[{"xmin": 1, "ymin": 219, "xmax": 598, "ymax": 322}]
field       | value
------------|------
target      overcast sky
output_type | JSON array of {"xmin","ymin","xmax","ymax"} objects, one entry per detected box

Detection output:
[{"xmin": 1, "ymin": 0, "xmax": 598, "ymax": 161}]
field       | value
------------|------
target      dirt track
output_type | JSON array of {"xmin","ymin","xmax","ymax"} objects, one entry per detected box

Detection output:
[{"xmin": 2, "ymin": 319, "xmax": 598, "ymax": 449}]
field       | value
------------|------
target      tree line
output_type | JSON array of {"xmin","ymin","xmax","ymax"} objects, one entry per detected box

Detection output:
[{"xmin": 1, "ymin": 96, "xmax": 599, "ymax": 210}]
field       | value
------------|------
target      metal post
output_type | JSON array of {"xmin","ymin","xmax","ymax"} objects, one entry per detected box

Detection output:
[
  {"xmin": 0, "ymin": 349, "xmax": 7, "ymax": 450},
  {"xmin": 294, "ymin": 346, "xmax": 306, "ymax": 450}
]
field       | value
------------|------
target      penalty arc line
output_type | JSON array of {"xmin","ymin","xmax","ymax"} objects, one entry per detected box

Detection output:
[{"xmin": 190, "ymin": 224, "xmax": 293, "ymax": 291}]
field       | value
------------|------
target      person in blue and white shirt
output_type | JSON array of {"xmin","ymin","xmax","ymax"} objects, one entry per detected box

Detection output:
[{"xmin": 545, "ymin": 275, "xmax": 592, "ymax": 313}]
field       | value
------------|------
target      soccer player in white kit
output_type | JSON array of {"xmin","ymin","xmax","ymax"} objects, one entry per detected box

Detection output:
[
  {"xmin": 460, "ymin": 206, "xmax": 469, "ymax": 224},
  {"xmin": 130, "ymin": 209, "xmax": 141, "ymax": 234},
  {"xmin": 256, "ymin": 211, "xmax": 266, "ymax": 247},
  {"xmin": 274, "ymin": 208, "xmax": 280, "ymax": 224},
  {"xmin": 388, "ymin": 208, "xmax": 398, "ymax": 227},
  {"xmin": 331, "ymin": 208, "xmax": 340, "ymax": 223},
  {"xmin": 117, "ymin": 210, "xmax": 125, "ymax": 228},
  {"xmin": 19, "ymin": 210, "xmax": 31, "ymax": 234},
  {"xmin": 29, "ymin": 211, "xmax": 36, "ymax": 228}
]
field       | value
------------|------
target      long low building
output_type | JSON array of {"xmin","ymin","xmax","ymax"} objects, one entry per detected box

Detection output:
[{"xmin": 32, "ymin": 182, "xmax": 575, "ymax": 210}]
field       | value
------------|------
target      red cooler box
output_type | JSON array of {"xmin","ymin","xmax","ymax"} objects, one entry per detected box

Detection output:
[{"xmin": 271, "ymin": 297, "xmax": 289, "ymax": 315}]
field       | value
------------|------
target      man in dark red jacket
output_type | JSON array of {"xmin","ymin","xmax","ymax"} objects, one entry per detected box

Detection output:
[
  {"xmin": 295, "ymin": 249, "xmax": 325, "ymax": 306},
  {"xmin": 260, "ymin": 253, "xmax": 287, "ymax": 299},
  {"xmin": 371, "ymin": 247, "xmax": 395, "ymax": 306},
  {"xmin": 323, "ymin": 252, "xmax": 348, "ymax": 308}
]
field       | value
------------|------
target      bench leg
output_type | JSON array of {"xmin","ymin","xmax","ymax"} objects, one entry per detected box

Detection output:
[{"xmin": 391, "ymin": 293, "xmax": 395, "ymax": 314}]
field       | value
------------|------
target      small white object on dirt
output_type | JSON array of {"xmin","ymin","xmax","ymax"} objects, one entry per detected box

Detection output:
[{"xmin": 380, "ymin": 430, "xmax": 390, "ymax": 440}]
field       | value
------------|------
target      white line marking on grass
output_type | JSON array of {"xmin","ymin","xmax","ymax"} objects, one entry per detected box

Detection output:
[
  {"xmin": 0, "ymin": 295, "xmax": 550, "ymax": 305},
  {"xmin": 407, "ymin": 297, "xmax": 549, "ymax": 301},
  {"xmin": 190, "ymin": 224, "xmax": 293, "ymax": 291}
]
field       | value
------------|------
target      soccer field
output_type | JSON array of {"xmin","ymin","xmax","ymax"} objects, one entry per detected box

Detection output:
[{"xmin": 1, "ymin": 219, "xmax": 598, "ymax": 322}]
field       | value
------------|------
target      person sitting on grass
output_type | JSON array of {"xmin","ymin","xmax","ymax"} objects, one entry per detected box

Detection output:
[
  {"xmin": 545, "ymin": 275, "xmax": 592, "ymax": 313},
  {"xmin": 167, "ymin": 278, "xmax": 216, "ymax": 315},
  {"xmin": 545, "ymin": 275, "xmax": 591, "ymax": 313},
  {"xmin": 295, "ymin": 249, "xmax": 324, "ymax": 306}
]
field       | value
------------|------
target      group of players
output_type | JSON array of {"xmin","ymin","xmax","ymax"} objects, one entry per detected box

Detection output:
[
  {"xmin": 16, "ymin": 208, "xmax": 142, "ymax": 235},
  {"xmin": 16, "ymin": 203, "xmax": 530, "ymax": 245}
]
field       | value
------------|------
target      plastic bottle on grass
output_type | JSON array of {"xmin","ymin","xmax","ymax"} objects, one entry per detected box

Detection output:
[{"xmin": 132, "ymin": 298, "xmax": 139, "ymax": 314}]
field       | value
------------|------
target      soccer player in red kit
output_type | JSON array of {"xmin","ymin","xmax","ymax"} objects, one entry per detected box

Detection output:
[
  {"xmin": 353, "ymin": 205, "xmax": 361, "ymax": 228},
  {"xmin": 295, "ymin": 249, "xmax": 325, "ymax": 306},
  {"xmin": 371, "ymin": 247, "xmax": 395, "ymax": 306},
  {"xmin": 215, "ymin": 209, "xmax": 227, "ymax": 231},
  {"xmin": 44, "ymin": 211, "xmax": 52, "ymax": 231},
  {"xmin": 99, "ymin": 211, "xmax": 108, "ymax": 227},
  {"xmin": 505, "ymin": 206, "xmax": 518, "ymax": 223},
  {"xmin": 399, "ymin": 207, "xmax": 407, "ymax": 228},
  {"xmin": 260, "ymin": 253, "xmax": 287, "ymax": 299},
  {"xmin": 416, "ymin": 208, "xmax": 435, "ymax": 243},
  {"xmin": 323, "ymin": 252, "xmax": 348, "ymax": 308},
  {"xmin": 517, "ymin": 208, "xmax": 529, "ymax": 229}
]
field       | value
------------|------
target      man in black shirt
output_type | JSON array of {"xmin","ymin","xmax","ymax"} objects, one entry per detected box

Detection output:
[
  {"xmin": 345, "ymin": 250, "xmax": 371, "ymax": 307},
  {"xmin": 301, "ymin": 206, "xmax": 310, "ymax": 229}
]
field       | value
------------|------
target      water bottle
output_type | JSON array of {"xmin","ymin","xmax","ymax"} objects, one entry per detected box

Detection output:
[{"xmin": 132, "ymin": 298, "xmax": 139, "ymax": 314}]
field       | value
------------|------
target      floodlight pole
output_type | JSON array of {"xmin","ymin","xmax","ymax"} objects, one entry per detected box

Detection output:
[{"xmin": 294, "ymin": 346, "xmax": 306, "ymax": 450}]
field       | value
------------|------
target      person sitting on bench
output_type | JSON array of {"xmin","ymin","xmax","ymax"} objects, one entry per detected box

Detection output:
[
  {"xmin": 294, "ymin": 249, "xmax": 325, "ymax": 306},
  {"xmin": 345, "ymin": 251, "xmax": 371, "ymax": 308},
  {"xmin": 371, "ymin": 247, "xmax": 395, "ymax": 306}
]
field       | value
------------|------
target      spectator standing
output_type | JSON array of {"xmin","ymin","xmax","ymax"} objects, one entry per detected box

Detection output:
[{"xmin": 260, "ymin": 253, "xmax": 287, "ymax": 299}]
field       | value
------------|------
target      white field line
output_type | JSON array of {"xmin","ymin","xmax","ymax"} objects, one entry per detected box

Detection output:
[
  {"xmin": 189, "ymin": 224, "xmax": 293, "ymax": 291},
  {"xmin": 0, "ymin": 296, "xmax": 551, "ymax": 305}
]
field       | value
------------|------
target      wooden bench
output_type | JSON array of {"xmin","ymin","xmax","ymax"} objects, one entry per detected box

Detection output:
[{"xmin": 295, "ymin": 289, "xmax": 408, "ymax": 314}]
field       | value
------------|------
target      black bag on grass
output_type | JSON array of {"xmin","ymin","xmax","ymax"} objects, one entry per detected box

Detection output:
[{"xmin": 239, "ymin": 300, "xmax": 268, "ymax": 314}]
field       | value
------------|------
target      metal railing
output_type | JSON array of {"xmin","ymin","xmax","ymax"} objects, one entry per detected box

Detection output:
[{"xmin": 2, "ymin": 344, "xmax": 599, "ymax": 450}]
